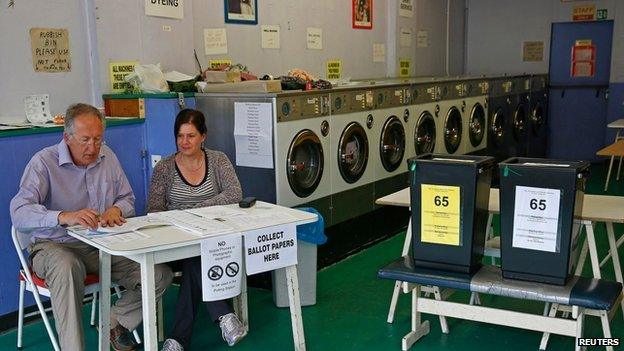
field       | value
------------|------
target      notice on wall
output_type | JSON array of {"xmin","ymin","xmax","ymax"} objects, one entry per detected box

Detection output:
[
  {"xmin": 421, "ymin": 184, "xmax": 461, "ymax": 246},
  {"xmin": 204, "ymin": 28, "xmax": 228, "ymax": 55},
  {"xmin": 261, "ymin": 25, "xmax": 280, "ymax": 49},
  {"xmin": 512, "ymin": 186, "xmax": 561, "ymax": 253},
  {"xmin": 398, "ymin": 59, "xmax": 411, "ymax": 77},
  {"xmin": 399, "ymin": 0, "xmax": 414, "ymax": 17},
  {"xmin": 234, "ymin": 102, "xmax": 273, "ymax": 169},
  {"xmin": 572, "ymin": 4, "xmax": 595, "ymax": 21},
  {"xmin": 326, "ymin": 60, "xmax": 342, "ymax": 80},
  {"xmin": 571, "ymin": 42, "xmax": 595, "ymax": 78},
  {"xmin": 209, "ymin": 59, "xmax": 232, "ymax": 69},
  {"xmin": 30, "ymin": 28, "xmax": 71, "ymax": 73},
  {"xmin": 416, "ymin": 30, "xmax": 428, "ymax": 48},
  {"xmin": 109, "ymin": 61, "xmax": 139, "ymax": 93},
  {"xmin": 145, "ymin": 0, "xmax": 184, "ymax": 19},
  {"xmin": 244, "ymin": 223, "xmax": 297, "ymax": 275},
  {"xmin": 400, "ymin": 28, "xmax": 412, "ymax": 47},
  {"xmin": 306, "ymin": 27, "xmax": 323, "ymax": 50},
  {"xmin": 201, "ymin": 233, "xmax": 243, "ymax": 301},
  {"xmin": 522, "ymin": 41, "xmax": 544, "ymax": 62},
  {"xmin": 373, "ymin": 43, "xmax": 385, "ymax": 62}
]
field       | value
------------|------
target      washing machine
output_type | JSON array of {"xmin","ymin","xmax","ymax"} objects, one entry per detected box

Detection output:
[
  {"xmin": 527, "ymin": 74, "xmax": 548, "ymax": 157},
  {"xmin": 506, "ymin": 75, "xmax": 530, "ymax": 158},
  {"xmin": 329, "ymin": 88, "xmax": 378, "ymax": 224},
  {"xmin": 486, "ymin": 77, "xmax": 513, "ymax": 163},
  {"xmin": 461, "ymin": 78, "xmax": 489, "ymax": 154},
  {"xmin": 434, "ymin": 80, "xmax": 464, "ymax": 155},
  {"xmin": 275, "ymin": 92, "xmax": 332, "ymax": 209},
  {"xmin": 410, "ymin": 81, "xmax": 438, "ymax": 158}
]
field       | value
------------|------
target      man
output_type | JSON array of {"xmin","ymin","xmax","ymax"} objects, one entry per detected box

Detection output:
[{"xmin": 10, "ymin": 103, "xmax": 173, "ymax": 350}]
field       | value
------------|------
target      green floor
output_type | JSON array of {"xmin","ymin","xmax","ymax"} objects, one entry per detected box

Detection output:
[{"xmin": 2, "ymin": 161, "xmax": 624, "ymax": 350}]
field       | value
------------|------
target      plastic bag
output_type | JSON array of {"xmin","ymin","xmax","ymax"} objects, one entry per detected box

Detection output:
[{"xmin": 124, "ymin": 64, "xmax": 170, "ymax": 93}]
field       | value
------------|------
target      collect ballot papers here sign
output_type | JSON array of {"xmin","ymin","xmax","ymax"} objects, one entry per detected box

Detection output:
[
  {"xmin": 201, "ymin": 233, "xmax": 243, "ymax": 302},
  {"xmin": 244, "ymin": 223, "xmax": 297, "ymax": 275}
]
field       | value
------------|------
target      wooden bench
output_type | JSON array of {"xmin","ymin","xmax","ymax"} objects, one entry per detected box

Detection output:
[
  {"xmin": 378, "ymin": 256, "xmax": 623, "ymax": 351},
  {"xmin": 597, "ymin": 140, "xmax": 624, "ymax": 191}
]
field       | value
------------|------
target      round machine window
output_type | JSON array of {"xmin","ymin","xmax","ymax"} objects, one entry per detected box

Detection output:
[
  {"xmin": 490, "ymin": 108, "xmax": 505, "ymax": 147},
  {"xmin": 337, "ymin": 122, "xmax": 369, "ymax": 184},
  {"xmin": 469, "ymin": 103, "xmax": 486, "ymax": 147},
  {"xmin": 444, "ymin": 107, "xmax": 462, "ymax": 154},
  {"xmin": 380, "ymin": 116, "xmax": 406, "ymax": 172},
  {"xmin": 513, "ymin": 105, "xmax": 526, "ymax": 141},
  {"xmin": 415, "ymin": 112, "xmax": 436, "ymax": 155},
  {"xmin": 286, "ymin": 130, "xmax": 324, "ymax": 198},
  {"xmin": 531, "ymin": 103, "xmax": 544, "ymax": 135}
]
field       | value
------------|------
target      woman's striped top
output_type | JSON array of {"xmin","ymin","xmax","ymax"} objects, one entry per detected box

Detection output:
[{"xmin": 168, "ymin": 152, "xmax": 217, "ymax": 210}]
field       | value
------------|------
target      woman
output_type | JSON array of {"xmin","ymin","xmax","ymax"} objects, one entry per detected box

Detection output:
[{"xmin": 148, "ymin": 109, "xmax": 246, "ymax": 351}]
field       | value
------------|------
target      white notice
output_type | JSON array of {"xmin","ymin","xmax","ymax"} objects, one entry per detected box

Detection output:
[
  {"xmin": 261, "ymin": 25, "xmax": 280, "ymax": 49},
  {"xmin": 400, "ymin": 28, "xmax": 412, "ymax": 47},
  {"xmin": 244, "ymin": 223, "xmax": 297, "ymax": 275},
  {"xmin": 204, "ymin": 28, "xmax": 228, "ymax": 55},
  {"xmin": 24, "ymin": 94, "xmax": 51, "ymax": 124},
  {"xmin": 201, "ymin": 233, "xmax": 243, "ymax": 301},
  {"xmin": 399, "ymin": 0, "xmax": 414, "ymax": 17},
  {"xmin": 373, "ymin": 43, "xmax": 385, "ymax": 62},
  {"xmin": 145, "ymin": 0, "xmax": 184, "ymax": 19},
  {"xmin": 417, "ymin": 31, "xmax": 428, "ymax": 48},
  {"xmin": 306, "ymin": 27, "xmax": 323, "ymax": 50},
  {"xmin": 234, "ymin": 102, "xmax": 273, "ymax": 168},
  {"xmin": 512, "ymin": 186, "xmax": 561, "ymax": 253}
]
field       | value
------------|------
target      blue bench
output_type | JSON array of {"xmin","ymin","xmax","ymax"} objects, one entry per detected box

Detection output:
[{"xmin": 378, "ymin": 256, "xmax": 623, "ymax": 351}]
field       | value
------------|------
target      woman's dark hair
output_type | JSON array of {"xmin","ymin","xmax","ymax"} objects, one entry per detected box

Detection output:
[{"xmin": 174, "ymin": 109, "xmax": 207, "ymax": 138}]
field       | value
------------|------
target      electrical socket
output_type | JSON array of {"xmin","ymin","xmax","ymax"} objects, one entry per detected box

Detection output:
[{"xmin": 151, "ymin": 155, "xmax": 162, "ymax": 168}]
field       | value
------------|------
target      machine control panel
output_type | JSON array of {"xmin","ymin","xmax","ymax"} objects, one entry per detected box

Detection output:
[
  {"xmin": 502, "ymin": 81, "xmax": 514, "ymax": 94},
  {"xmin": 352, "ymin": 90, "xmax": 375, "ymax": 111},
  {"xmin": 278, "ymin": 98, "xmax": 298, "ymax": 122},
  {"xmin": 478, "ymin": 81, "xmax": 490, "ymax": 95},
  {"xmin": 426, "ymin": 86, "xmax": 441, "ymax": 101},
  {"xmin": 277, "ymin": 93, "xmax": 329, "ymax": 122},
  {"xmin": 454, "ymin": 83, "xmax": 467, "ymax": 98}
]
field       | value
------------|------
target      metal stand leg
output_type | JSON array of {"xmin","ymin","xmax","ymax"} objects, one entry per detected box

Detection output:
[
  {"xmin": 605, "ymin": 222, "xmax": 624, "ymax": 319},
  {"xmin": 387, "ymin": 218, "xmax": 412, "ymax": 324},
  {"xmin": 605, "ymin": 156, "xmax": 615, "ymax": 191}
]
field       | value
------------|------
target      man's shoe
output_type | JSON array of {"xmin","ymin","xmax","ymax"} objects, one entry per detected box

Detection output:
[
  {"xmin": 109, "ymin": 324, "xmax": 138, "ymax": 351},
  {"xmin": 161, "ymin": 338, "xmax": 184, "ymax": 351},
  {"xmin": 218, "ymin": 313, "xmax": 247, "ymax": 347}
]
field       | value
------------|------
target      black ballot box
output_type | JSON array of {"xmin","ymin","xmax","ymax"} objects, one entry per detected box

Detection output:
[
  {"xmin": 408, "ymin": 154, "xmax": 495, "ymax": 274},
  {"xmin": 499, "ymin": 158, "xmax": 590, "ymax": 285}
]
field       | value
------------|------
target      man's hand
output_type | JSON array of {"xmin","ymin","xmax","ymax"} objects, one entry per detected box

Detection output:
[
  {"xmin": 58, "ymin": 209, "xmax": 100, "ymax": 230},
  {"xmin": 99, "ymin": 206, "xmax": 126, "ymax": 227}
]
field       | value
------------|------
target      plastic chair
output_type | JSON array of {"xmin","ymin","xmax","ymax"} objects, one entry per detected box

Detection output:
[{"xmin": 11, "ymin": 226, "xmax": 142, "ymax": 350}]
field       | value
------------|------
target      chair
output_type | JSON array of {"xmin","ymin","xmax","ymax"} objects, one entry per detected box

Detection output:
[{"xmin": 11, "ymin": 226, "xmax": 142, "ymax": 350}]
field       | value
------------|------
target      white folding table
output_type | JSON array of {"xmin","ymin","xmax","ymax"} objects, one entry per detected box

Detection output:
[
  {"xmin": 68, "ymin": 202, "xmax": 317, "ymax": 351},
  {"xmin": 603, "ymin": 118, "xmax": 624, "ymax": 191}
]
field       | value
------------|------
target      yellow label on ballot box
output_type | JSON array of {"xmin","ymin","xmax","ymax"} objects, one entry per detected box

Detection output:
[{"xmin": 421, "ymin": 184, "xmax": 461, "ymax": 246}]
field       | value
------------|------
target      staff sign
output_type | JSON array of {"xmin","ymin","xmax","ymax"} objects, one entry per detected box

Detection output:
[{"xmin": 420, "ymin": 184, "xmax": 461, "ymax": 246}]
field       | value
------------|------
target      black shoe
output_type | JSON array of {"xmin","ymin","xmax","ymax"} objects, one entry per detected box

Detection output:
[{"xmin": 110, "ymin": 324, "xmax": 138, "ymax": 351}]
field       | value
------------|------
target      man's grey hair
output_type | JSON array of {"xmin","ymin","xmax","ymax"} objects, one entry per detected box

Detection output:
[{"xmin": 64, "ymin": 103, "xmax": 106, "ymax": 135}]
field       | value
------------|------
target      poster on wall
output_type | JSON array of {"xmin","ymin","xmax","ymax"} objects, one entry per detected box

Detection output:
[
  {"xmin": 572, "ymin": 4, "xmax": 595, "ymax": 21},
  {"xmin": 352, "ymin": 0, "xmax": 373, "ymax": 30},
  {"xmin": 522, "ymin": 41, "xmax": 544, "ymax": 62},
  {"xmin": 109, "ymin": 61, "xmax": 139, "ymax": 93},
  {"xmin": 399, "ymin": 0, "xmax": 413, "ymax": 18},
  {"xmin": 224, "ymin": 0, "xmax": 258, "ymax": 25},
  {"xmin": 204, "ymin": 28, "xmax": 228, "ymax": 55},
  {"xmin": 571, "ymin": 41, "xmax": 595, "ymax": 78},
  {"xmin": 145, "ymin": 0, "xmax": 184, "ymax": 19},
  {"xmin": 30, "ymin": 28, "xmax": 71, "ymax": 73}
]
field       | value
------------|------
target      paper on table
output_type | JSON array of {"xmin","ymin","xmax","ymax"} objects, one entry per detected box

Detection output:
[
  {"xmin": 150, "ymin": 210, "xmax": 234, "ymax": 236},
  {"xmin": 93, "ymin": 231, "xmax": 150, "ymax": 245},
  {"xmin": 223, "ymin": 212, "xmax": 296, "ymax": 231},
  {"xmin": 186, "ymin": 206, "xmax": 247, "ymax": 219},
  {"xmin": 86, "ymin": 216, "xmax": 170, "ymax": 236}
]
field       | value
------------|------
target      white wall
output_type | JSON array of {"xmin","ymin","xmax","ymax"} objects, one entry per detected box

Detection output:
[
  {"xmin": 0, "ymin": 0, "xmax": 465, "ymax": 123},
  {"xmin": 465, "ymin": 0, "xmax": 621, "ymax": 79}
]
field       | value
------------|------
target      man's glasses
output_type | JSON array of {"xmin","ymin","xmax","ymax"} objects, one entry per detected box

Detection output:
[{"xmin": 72, "ymin": 135, "xmax": 104, "ymax": 146}]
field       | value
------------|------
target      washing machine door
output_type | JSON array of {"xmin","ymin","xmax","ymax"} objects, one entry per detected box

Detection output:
[
  {"xmin": 286, "ymin": 129, "xmax": 324, "ymax": 198},
  {"xmin": 444, "ymin": 107, "xmax": 462, "ymax": 154},
  {"xmin": 490, "ymin": 107, "xmax": 505, "ymax": 147},
  {"xmin": 531, "ymin": 102, "xmax": 545, "ymax": 135},
  {"xmin": 469, "ymin": 103, "xmax": 486, "ymax": 147},
  {"xmin": 338, "ymin": 121, "xmax": 369, "ymax": 183},
  {"xmin": 415, "ymin": 111, "xmax": 436, "ymax": 155},
  {"xmin": 380, "ymin": 116, "xmax": 405, "ymax": 172},
  {"xmin": 513, "ymin": 104, "xmax": 527, "ymax": 141}
]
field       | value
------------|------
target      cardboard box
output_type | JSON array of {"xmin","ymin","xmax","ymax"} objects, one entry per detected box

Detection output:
[
  {"xmin": 204, "ymin": 71, "xmax": 241, "ymax": 83},
  {"xmin": 198, "ymin": 80, "xmax": 281, "ymax": 93}
]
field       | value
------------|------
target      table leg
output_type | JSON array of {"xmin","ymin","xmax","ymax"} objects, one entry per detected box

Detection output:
[
  {"xmin": 605, "ymin": 156, "xmax": 615, "ymax": 191},
  {"xmin": 605, "ymin": 222, "xmax": 624, "ymax": 318},
  {"xmin": 617, "ymin": 156, "xmax": 623, "ymax": 181},
  {"xmin": 285, "ymin": 265, "xmax": 306, "ymax": 351},
  {"xmin": 140, "ymin": 253, "xmax": 158, "ymax": 351},
  {"xmin": 387, "ymin": 218, "xmax": 413, "ymax": 324},
  {"xmin": 600, "ymin": 233, "xmax": 624, "ymax": 267},
  {"xmin": 402, "ymin": 285, "xmax": 430, "ymax": 351},
  {"xmin": 584, "ymin": 221, "xmax": 602, "ymax": 279},
  {"xmin": 98, "ymin": 251, "xmax": 111, "ymax": 351}
]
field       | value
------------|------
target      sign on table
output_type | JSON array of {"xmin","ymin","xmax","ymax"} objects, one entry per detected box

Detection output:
[
  {"xmin": 201, "ymin": 233, "xmax": 243, "ymax": 301},
  {"xmin": 244, "ymin": 223, "xmax": 297, "ymax": 275}
]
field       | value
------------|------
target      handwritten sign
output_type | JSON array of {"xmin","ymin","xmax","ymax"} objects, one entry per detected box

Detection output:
[
  {"xmin": 522, "ymin": 41, "xmax": 544, "ymax": 62},
  {"xmin": 30, "ymin": 28, "xmax": 71, "ymax": 73}
]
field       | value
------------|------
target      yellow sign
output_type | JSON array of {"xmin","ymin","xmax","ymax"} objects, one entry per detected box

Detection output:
[
  {"xmin": 30, "ymin": 28, "xmax": 71, "ymax": 73},
  {"xmin": 209, "ymin": 59, "xmax": 232, "ymax": 69},
  {"xmin": 575, "ymin": 39, "xmax": 592, "ymax": 46},
  {"xmin": 109, "ymin": 61, "xmax": 138, "ymax": 93},
  {"xmin": 572, "ymin": 4, "xmax": 595, "ymax": 21},
  {"xmin": 522, "ymin": 41, "xmax": 544, "ymax": 62},
  {"xmin": 399, "ymin": 59, "xmax": 411, "ymax": 77},
  {"xmin": 421, "ymin": 184, "xmax": 461, "ymax": 246},
  {"xmin": 326, "ymin": 60, "xmax": 342, "ymax": 80}
]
